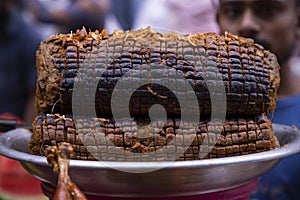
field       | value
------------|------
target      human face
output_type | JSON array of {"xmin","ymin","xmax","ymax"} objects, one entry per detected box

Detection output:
[{"xmin": 217, "ymin": 0, "xmax": 299, "ymax": 65}]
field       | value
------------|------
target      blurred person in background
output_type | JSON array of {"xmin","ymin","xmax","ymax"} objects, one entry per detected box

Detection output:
[
  {"xmin": 132, "ymin": 0, "xmax": 173, "ymax": 31},
  {"xmin": 103, "ymin": 0, "xmax": 219, "ymax": 35},
  {"xmin": 23, "ymin": 0, "xmax": 110, "ymax": 39},
  {"xmin": 0, "ymin": 0, "xmax": 41, "ymax": 124},
  {"xmin": 0, "ymin": 0, "xmax": 45, "ymax": 199},
  {"xmin": 132, "ymin": 0, "xmax": 219, "ymax": 34},
  {"xmin": 215, "ymin": 0, "xmax": 300, "ymax": 199},
  {"xmin": 163, "ymin": 0, "xmax": 219, "ymax": 33},
  {"xmin": 107, "ymin": 0, "xmax": 140, "ymax": 30},
  {"xmin": 105, "ymin": 0, "xmax": 141, "ymax": 33}
]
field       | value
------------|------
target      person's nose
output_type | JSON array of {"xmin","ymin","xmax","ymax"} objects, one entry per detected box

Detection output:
[{"xmin": 238, "ymin": 9, "xmax": 260, "ymax": 37}]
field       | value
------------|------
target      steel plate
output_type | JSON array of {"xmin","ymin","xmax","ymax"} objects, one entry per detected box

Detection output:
[{"xmin": 0, "ymin": 124, "xmax": 300, "ymax": 197}]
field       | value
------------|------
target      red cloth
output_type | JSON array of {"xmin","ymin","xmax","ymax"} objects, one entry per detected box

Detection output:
[{"xmin": 0, "ymin": 112, "xmax": 43, "ymax": 196}]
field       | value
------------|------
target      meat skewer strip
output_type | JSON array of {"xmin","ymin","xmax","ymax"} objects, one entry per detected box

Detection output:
[
  {"xmin": 46, "ymin": 142, "xmax": 87, "ymax": 200},
  {"xmin": 32, "ymin": 113, "xmax": 280, "ymax": 161}
]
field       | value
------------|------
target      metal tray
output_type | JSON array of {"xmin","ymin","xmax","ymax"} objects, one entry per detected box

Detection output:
[{"xmin": 0, "ymin": 124, "xmax": 300, "ymax": 197}]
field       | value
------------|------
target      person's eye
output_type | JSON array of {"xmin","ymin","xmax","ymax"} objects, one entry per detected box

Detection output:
[
  {"xmin": 255, "ymin": 4, "xmax": 281, "ymax": 18},
  {"xmin": 221, "ymin": 5, "xmax": 243, "ymax": 18},
  {"xmin": 258, "ymin": 7, "xmax": 276, "ymax": 17}
]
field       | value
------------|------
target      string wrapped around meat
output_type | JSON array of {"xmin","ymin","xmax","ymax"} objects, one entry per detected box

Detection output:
[
  {"xmin": 29, "ymin": 113, "xmax": 280, "ymax": 161},
  {"xmin": 46, "ymin": 142, "xmax": 87, "ymax": 200},
  {"xmin": 31, "ymin": 27, "xmax": 281, "ymax": 161},
  {"xmin": 35, "ymin": 27, "xmax": 280, "ymax": 119}
]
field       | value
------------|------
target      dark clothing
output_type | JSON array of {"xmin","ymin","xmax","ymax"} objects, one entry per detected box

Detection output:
[
  {"xmin": 65, "ymin": 5, "xmax": 105, "ymax": 32},
  {"xmin": 251, "ymin": 94, "xmax": 300, "ymax": 200},
  {"xmin": 34, "ymin": 0, "xmax": 105, "ymax": 33},
  {"xmin": 0, "ymin": 7, "xmax": 41, "ymax": 119},
  {"xmin": 110, "ymin": 0, "xmax": 141, "ymax": 30}
]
